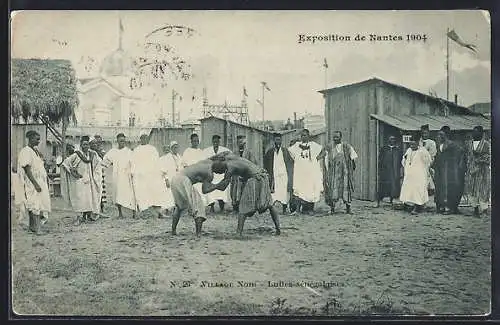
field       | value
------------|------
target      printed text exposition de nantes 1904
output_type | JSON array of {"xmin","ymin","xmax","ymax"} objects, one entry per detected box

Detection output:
[{"xmin": 298, "ymin": 33, "xmax": 427, "ymax": 44}]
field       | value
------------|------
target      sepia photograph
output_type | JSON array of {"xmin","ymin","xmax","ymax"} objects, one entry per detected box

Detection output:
[{"xmin": 9, "ymin": 10, "xmax": 491, "ymax": 317}]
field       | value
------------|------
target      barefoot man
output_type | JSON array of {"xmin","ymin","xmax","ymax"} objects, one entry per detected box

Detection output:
[
  {"xmin": 209, "ymin": 152, "xmax": 281, "ymax": 237},
  {"xmin": 171, "ymin": 153, "xmax": 281, "ymax": 237},
  {"xmin": 170, "ymin": 159, "xmax": 213, "ymax": 237}
]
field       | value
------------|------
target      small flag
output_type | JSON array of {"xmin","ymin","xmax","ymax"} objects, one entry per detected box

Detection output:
[
  {"xmin": 119, "ymin": 17, "xmax": 124, "ymax": 32},
  {"xmin": 262, "ymin": 82, "xmax": 271, "ymax": 91},
  {"xmin": 243, "ymin": 87, "xmax": 248, "ymax": 97},
  {"xmin": 447, "ymin": 29, "xmax": 477, "ymax": 53},
  {"xmin": 323, "ymin": 58, "xmax": 328, "ymax": 69}
]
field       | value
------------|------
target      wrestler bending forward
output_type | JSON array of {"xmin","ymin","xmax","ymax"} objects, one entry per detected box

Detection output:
[{"xmin": 209, "ymin": 151, "xmax": 281, "ymax": 237}]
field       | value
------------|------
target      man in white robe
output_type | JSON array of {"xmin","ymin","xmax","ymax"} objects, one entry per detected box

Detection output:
[
  {"xmin": 202, "ymin": 134, "xmax": 230, "ymax": 213},
  {"xmin": 17, "ymin": 130, "xmax": 51, "ymax": 234},
  {"xmin": 182, "ymin": 133, "xmax": 207, "ymax": 205},
  {"xmin": 399, "ymin": 135, "xmax": 432, "ymax": 215},
  {"xmin": 263, "ymin": 132, "xmax": 293, "ymax": 214},
  {"xmin": 131, "ymin": 134, "xmax": 171, "ymax": 217},
  {"xmin": 61, "ymin": 136, "xmax": 102, "ymax": 225},
  {"xmin": 159, "ymin": 141, "xmax": 185, "ymax": 212},
  {"xmin": 100, "ymin": 133, "xmax": 137, "ymax": 218},
  {"xmin": 288, "ymin": 129, "xmax": 324, "ymax": 215},
  {"xmin": 420, "ymin": 124, "xmax": 437, "ymax": 194}
]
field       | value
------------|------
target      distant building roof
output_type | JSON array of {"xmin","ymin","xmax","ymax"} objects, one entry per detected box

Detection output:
[
  {"xmin": 370, "ymin": 114, "xmax": 491, "ymax": 131},
  {"xmin": 319, "ymin": 78, "xmax": 476, "ymax": 116}
]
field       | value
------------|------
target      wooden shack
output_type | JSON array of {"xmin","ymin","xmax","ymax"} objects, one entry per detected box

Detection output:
[
  {"xmin": 319, "ymin": 77, "xmax": 489, "ymax": 201},
  {"xmin": 200, "ymin": 116, "xmax": 278, "ymax": 167}
]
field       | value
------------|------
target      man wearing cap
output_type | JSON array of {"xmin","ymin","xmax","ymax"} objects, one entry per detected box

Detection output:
[
  {"xmin": 464, "ymin": 126, "xmax": 491, "ymax": 217},
  {"xmin": 100, "ymin": 133, "xmax": 137, "ymax": 219},
  {"xmin": 202, "ymin": 134, "xmax": 230, "ymax": 213},
  {"xmin": 230, "ymin": 135, "xmax": 258, "ymax": 212},
  {"xmin": 131, "ymin": 134, "xmax": 171, "ymax": 217},
  {"xmin": 399, "ymin": 133, "xmax": 432, "ymax": 215},
  {"xmin": 420, "ymin": 124, "xmax": 437, "ymax": 196},
  {"xmin": 433, "ymin": 126, "xmax": 466, "ymax": 214},
  {"xmin": 159, "ymin": 141, "xmax": 186, "ymax": 213}
]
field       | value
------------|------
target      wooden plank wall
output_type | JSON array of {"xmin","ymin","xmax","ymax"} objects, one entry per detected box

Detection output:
[
  {"xmin": 148, "ymin": 128, "xmax": 195, "ymax": 155},
  {"xmin": 325, "ymin": 83, "xmax": 376, "ymax": 201},
  {"xmin": 376, "ymin": 81, "xmax": 462, "ymax": 116},
  {"xmin": 200, "ymin": 119, "xmax": 226, "ymax": 149},
  {"xmin": 11, "ymin": 124, "xmax": 48, "ymax": 170}
]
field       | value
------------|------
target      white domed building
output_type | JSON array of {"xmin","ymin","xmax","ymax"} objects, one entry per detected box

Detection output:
[{"xmin": 75, "ymin": 20, "xmax": 159, "ymax": 127}]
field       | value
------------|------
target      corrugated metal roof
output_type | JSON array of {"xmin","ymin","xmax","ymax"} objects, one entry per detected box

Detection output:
[
  {"xmin": 47, "ymin": 126, "xmax": 153, "ymax": 142},
  {"xmin": 370, "ymin": 114, "xmax": 491, "ymax": 131}
]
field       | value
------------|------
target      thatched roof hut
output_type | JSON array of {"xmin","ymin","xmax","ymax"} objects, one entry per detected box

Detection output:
[{"xmin": 11, "ymin": 58, "xmax": 79, "ymax": 124}]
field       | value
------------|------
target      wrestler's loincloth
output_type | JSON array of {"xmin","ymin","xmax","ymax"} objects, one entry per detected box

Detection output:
[
  {"xmin": 239, "ymin": 172, "xmax": 273, "ymax": 215},
  {"xmin": 171, "ymin": 174, "xmax": 206, "ymax": 219}
]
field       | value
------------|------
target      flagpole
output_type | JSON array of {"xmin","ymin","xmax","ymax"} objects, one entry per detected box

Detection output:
[
  {"xmin": 446, "ymin": 28, "xmax": 450, "ymax": 101},
  {"xmin": 261, "ymin": 82, "xmax": 265, "ymax": 122},
  {"xmin": 324, "ymin": 63, "xmax": 328, "ymax": 89}
]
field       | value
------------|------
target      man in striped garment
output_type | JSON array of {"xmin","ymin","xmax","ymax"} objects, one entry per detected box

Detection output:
[{"xmin": 91, "ymin": 135, "xmax": 107, "ymax": 213}]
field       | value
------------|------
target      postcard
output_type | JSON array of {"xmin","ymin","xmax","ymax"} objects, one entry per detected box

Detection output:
[{"xmin": 10, "ymin": 10, "xmax": 491, "ymax": 317}]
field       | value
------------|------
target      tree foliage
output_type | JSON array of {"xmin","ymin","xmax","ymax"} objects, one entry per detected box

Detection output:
[{"xmin": 11, "ymin": 58, "xmax": 79, "ymax": 125}]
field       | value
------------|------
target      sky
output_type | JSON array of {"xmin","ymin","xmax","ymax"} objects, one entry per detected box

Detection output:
[{"xmin": 11, "ymin": 10, "xmax": 491, "ymax": 123}]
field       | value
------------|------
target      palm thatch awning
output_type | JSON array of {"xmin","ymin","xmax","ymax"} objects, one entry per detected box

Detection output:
[{"xmin": 11, "ymin": 58, "xmax": 79, "ymax": 124}]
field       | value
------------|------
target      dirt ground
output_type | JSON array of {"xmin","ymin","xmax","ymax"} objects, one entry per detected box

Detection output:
[{"xmin": 10, "ymin": 195, "xmax": 490, "ymax": 317}]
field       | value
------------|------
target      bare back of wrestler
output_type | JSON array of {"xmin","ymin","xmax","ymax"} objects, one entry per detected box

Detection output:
[{"xmin": 208, "ymin": 152, "xmax": 281, "ymax": 237}]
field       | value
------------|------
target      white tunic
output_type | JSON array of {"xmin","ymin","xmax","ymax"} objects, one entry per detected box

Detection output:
[
  {"xmin": 288, "ymin": 141, "xmax": 323, "ymax": 203},
  {"xmin": 399, "ymin": 147, "xmax": 432, "ymax": 205},
  {"xmin": 272, "ymin": 148, "xmax": 289, "ymax": 204},
  {"xmin": 182, "ymin": 147, "xmax": 205, "ymax": 166},
  {"xmin": 202, "ymin": 146, "xmax": 231, "ymax": 204},
  {"xmin": 101, "ymin": 147, "xmax": 137, "ymax": 210},
  {"xmin": 17, "ymin": 146, "xmax": 51, "ymax": 216},
  {"xmin": 131, "ymin": 144, "xmax": 171, "ymax": 211}
]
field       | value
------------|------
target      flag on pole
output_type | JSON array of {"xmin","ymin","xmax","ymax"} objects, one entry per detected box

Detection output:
[
  {"xmin": 119, "ymin": 17, "xmax": 124, "ymax": 32},
  {"xmin": 243, "ymin": 87, "xmax": 248, "ymax": 97},
  {"xmin": 323, "ymin": 58, "xmax": 328, "ymax": 69},
  {"xmin": 262, "ymin": 82, "xmax": 271, "ymax": 91},
  {"xmin": 447, "ymin": 29, "xmax": 477, "ymax": 53}
]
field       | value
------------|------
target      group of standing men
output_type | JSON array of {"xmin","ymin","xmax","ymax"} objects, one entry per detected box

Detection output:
[
  {"xmin": 13, "ymin": 122, "xmax": 490, "ymax": 236},
  {"xmin": 377, "ymin": 124, "xmax": 491, "ymax": 217}
]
